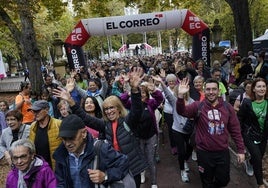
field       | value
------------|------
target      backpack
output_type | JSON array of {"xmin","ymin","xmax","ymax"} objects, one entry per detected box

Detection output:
[
  {"xmin": 228, "ymin": 87, "xmax": 245, "ymax": 106},
  {"xmin": 93, "ymin": 139, "xmax": 136, "ymax": 188}
]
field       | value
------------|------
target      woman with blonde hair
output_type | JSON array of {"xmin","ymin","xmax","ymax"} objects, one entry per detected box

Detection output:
[
  {"xmin": 190, "ymin": 75, "xmax": 205, "ymax": 102},
  {"xmin": 57, "ymin": 100, "xmax": 71, "ymax": 119},
  {"xmin": 53, "ymin": 67, "xmax": 148, "ymax": 188}
]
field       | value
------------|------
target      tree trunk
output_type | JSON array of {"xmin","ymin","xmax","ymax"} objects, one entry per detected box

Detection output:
[
  {"xmin": 17, "ymin": 0, "xmax": 43, "ymax": 94},
  {"xmin": 225, "ymin": 0, "xmax": 253, "ymax": 57}
]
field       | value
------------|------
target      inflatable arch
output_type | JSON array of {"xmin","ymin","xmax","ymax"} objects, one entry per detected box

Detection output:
[{"xmin": 64, "ymin": 9, "xmax": 210, "ymax": 71}]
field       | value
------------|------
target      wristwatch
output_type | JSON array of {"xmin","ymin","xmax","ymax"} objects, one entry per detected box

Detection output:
[{"xmin": 104, "ymin": 173, "xmax": 108, "ymax": 181}]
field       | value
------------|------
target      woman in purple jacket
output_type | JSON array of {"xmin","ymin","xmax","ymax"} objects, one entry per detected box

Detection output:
[
  {"xmin": 120, "ymin": 81, "xmax": 163, "ymax": 188},
  {"xmin": 6, "ymin": 139, "xmax": 56, "ymax": 188}
]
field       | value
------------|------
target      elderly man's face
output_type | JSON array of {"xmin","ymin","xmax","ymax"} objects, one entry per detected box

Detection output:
[
  {"xmin": 61, "ymin": 129, "xmax": 87, "ymax": 155},
  {"xmin": 11, "ymin": 146, "xmax": 34, "ymax": 172},
  {"xmin": 32, "ymin": 108, "xmax": 49, "ymax": 121}
]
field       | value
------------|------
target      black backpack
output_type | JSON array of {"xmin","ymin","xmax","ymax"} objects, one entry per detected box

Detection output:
[{"xmin": 228, "ymin": 87, "xmax": 245, "ymax": 106}]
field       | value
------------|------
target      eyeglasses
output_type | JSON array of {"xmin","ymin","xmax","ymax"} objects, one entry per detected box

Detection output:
[
  {"xmin": 103, "ymin": 106, "xmax": 116, "ymax": 112},
  {"xmin": 12, "ymin": 153, "xmax": 30, "ymax": 163},
  {"xmin": 6, "ymin": 118, "xmax": 17, "ymax": 122}
]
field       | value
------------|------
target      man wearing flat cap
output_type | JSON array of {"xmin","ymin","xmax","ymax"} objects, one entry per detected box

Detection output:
[
  {"xmin": 53, "ymin": 114, "xmax": 129, "ymax": 188},
  {"xmin": 28, "ymin": 100, "xmax": 62, "ymax": 170}
]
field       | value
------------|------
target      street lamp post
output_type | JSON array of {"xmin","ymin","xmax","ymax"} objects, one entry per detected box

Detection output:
[
  {"xmin": 211, "ymin": 19, "xmax": 223, "ymax": 47},
  {"xmin": 52, "ymin": 32, "xmax": 64, "ymax": 63},
  {"xmin": 210, "ymin": 19, "xmax": 224, "ymax": 65},
  {"xmin": 51, "ymin": 32, "xmax": 66, "ymax": 77}
]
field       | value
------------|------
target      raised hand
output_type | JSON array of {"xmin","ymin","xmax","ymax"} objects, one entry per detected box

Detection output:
[
  {"xmin": 97, "ymin": 69, "xmax": 105, "ymax": 79},
  {"xmin": 70, "ymin": 70, "xmax": 77, "ymax": 78},
  {"xmin": 65, "ymin": 78, "xmax": 76, "ymax": 92},
  {"xmin": 52, "ymin": 87, "xmax": 71, "ymax": 101},
  {"xmin": 178, "ymin": 77, "xmax": 190, "ymax": 97},
  {"xmin": 151, "ymin": 75, "xmax": 164, "ymax": 85},
  {"xmin": 52, "ymin": 87, "xmax": 76, "ymax": 106},
  {"xmin": 129, "ymin": 67, "xmax": 144, "ymax": 90},
  {"xmin": 159, "ymin": 69, "xmax": 166, "ymax": 78}
]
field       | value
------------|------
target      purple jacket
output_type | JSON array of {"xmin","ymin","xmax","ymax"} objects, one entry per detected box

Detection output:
[
  {"xmin": 121, "ymin": 89, "xmax": 163, "ymax": 138},
  {"xmin": 6, "ymin": 156, "xmax": 57, "ymax": 188}
]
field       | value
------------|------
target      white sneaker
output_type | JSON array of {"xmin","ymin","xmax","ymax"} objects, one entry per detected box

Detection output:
[
  {"xmin": 192, "ymin": 150, "xmax": 197, "ymax": 161},
  {"xmin": 184, "ymin": 161, "xmax": 190, "ymax": 172},
  {"xmin": 151, "ymin": 185, "xmax": 158, "ymax": 188},
  {"xmin": 181, "ymin": 170, "xmax": 189, "ymax": 183},
  {"xmin": 244, "ymin": 160, "xmax": 254, "ymax": 176},
  {"xmin": 141, "ymin": 171, "xmax": 145, "ymax": 184}
]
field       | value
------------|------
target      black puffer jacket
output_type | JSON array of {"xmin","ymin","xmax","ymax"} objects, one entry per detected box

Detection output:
[{"xmin": 70, "ymin": 92, "xmax": 148, "ymax": 176}]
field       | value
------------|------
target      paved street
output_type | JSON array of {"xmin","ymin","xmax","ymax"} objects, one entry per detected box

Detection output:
[
  {"xmin": 0, "ymin": 77, "xmax": 261, "ymax": 187},
  {"xmin": 140, "ymin": 129, "xmax": 257, "ymax": 188}
]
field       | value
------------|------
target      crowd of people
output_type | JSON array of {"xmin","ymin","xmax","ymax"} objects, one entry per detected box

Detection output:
[{"xmin": 0, "ymin": 50, "xmax": 268, "ymax": 188}]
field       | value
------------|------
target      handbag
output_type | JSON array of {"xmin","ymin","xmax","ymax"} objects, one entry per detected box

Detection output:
[
  {"xmin": 93, "ymin": 140, "xmax": 136, "ymax": 188},
  {"xmin": 246, "ymin": 126, "xmax": 263, "ymax": 143}
]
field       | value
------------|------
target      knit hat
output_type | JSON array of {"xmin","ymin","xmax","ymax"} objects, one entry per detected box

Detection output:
[
  {"xmin": 59, "ymin": 114, "xmax": 85, "ymax": 138},
  {"xmin": 28, "ymin": 100, "xmax": 49, "ymax": 111}
]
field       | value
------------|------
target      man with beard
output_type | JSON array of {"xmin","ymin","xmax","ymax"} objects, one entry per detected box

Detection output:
[{"xmin": 176, "ymin": 78, "xmax": 245, "ymax": 188}]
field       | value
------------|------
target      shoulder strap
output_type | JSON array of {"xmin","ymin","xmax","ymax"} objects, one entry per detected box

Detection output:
[
  {"xmin": 93, "ymin": 140, "xmax": 104, "ymax": 188},
  {"xmin": 223, "ymin": 101, "xmax": 232, "ymax": 120},
  {"xmin": 196, "ymin": 101, "xmax": 205, "ymax": 119},
  {"xmin": 123, "ymin": 121, "xmax": 130, "ymax": 132},
  {"xmin": 93, "ymin": 139, "xmax": 103, "ymax": 170},
  {"xmin": 239, "ymin": 93, "xmax": 244, "ymax": 104},
  {"xmin": 19, "ymin": 124, "xmax": 27, "ymax": 139},
  {"xmin": 19, "ymin": 93, "xmax": 24, "ymax": 100}
]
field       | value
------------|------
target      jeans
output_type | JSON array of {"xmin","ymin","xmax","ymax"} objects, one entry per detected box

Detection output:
[{"xmin": 140, "ymin": 134, "xmax": 157, "ymax": 185}]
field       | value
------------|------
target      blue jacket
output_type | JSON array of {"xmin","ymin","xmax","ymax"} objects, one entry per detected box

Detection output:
[
  {"xmin": 53, "ymin": 133, "xmax": 129, "ymax": 188},
  {"xmin": 70, "ymin": 92, "xmax": 148, "ymax": 176}
]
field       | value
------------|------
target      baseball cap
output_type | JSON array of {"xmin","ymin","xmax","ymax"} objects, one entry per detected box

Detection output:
[
  {"xmin": 28, "ymin": 100, "xmax": 49, "ymax": 111},
  {"xmin": 59, "ymin": 114, "xmax": 85, "ymax": 138}
]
